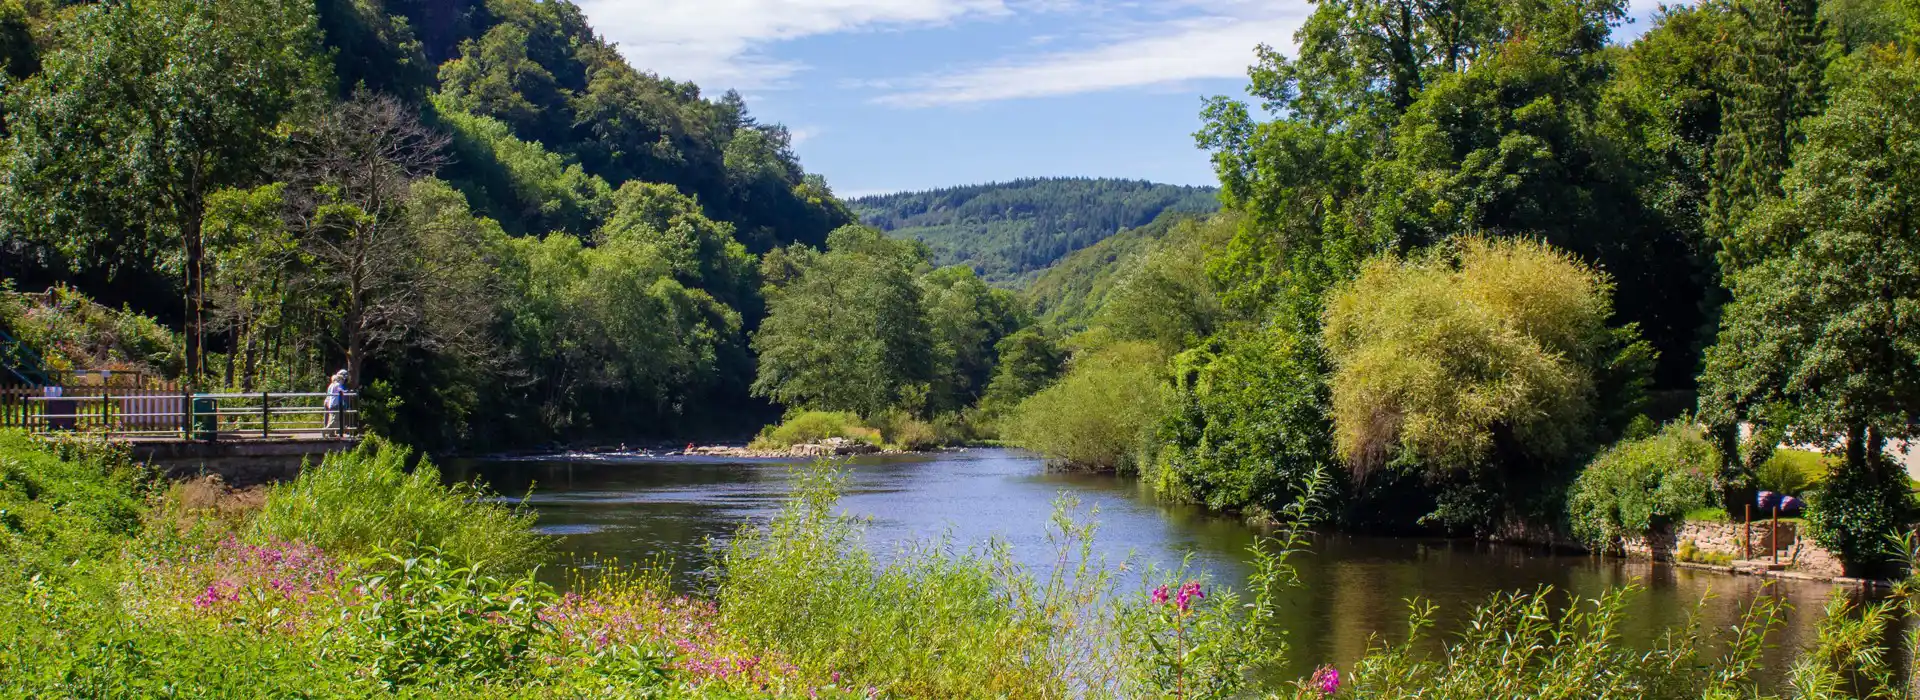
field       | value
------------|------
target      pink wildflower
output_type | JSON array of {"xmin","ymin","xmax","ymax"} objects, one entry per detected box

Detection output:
[
  {"xmin": 1151, "ymin": 585, "xmax": 1170, "ymax": 605},
  {"xmin": 1175, "ymin": 581, "xmax": 1204, "ymax": 612},
  {"xmin": 1311, "ymin": 665, "xmax": 1340, "ymax": 695}
]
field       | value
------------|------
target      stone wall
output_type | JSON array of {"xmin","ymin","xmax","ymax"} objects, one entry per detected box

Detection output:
[{"xmin": 1621, "ymin": 520, "xmax": 1844, "ymax": 578}]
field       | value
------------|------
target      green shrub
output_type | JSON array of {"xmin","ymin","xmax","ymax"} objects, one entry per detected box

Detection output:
[
  {"xmin": 1806, "ymin": 455, "xmax": 1916, "ymax": 578},
  {"xmin": 1150, "ymin": 327, "xmax": 1334, "ymax": 515},
  {"xmin": 324, "ymin": 547, "xmax": 554, "ymax": 689},
  {"xmin": 1566, "ymin": 423, "xmax": 1718, "ymax": 548},
  {"xmin": 0, "ymin": 430, "xmax": 151, "ymax": 571},
  {"xmin": 1002, "ymin": 341, "xmax": 1167, "ymax": 471},
  {"xmin": 749, "ymin": 410, "xmax": 883, "ymax": 450},
  {"xmin": 873, "ymin": 409, "xmax": 939, "ymax": 451},
  {"xmin": 1755, "ymin": 448, "xmax": 1828, "ymax": 497},
  {"xmin": 250, "ymin": 437, "xmax": 546, "ymax": 569}
]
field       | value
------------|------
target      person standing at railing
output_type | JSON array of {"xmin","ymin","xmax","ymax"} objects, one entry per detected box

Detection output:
[{"xmin": 324, "ymin": 369, "xmax": 348, "ymax": 436}]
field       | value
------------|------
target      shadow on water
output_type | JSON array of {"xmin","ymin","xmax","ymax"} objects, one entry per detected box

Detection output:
[{"xmin": 444, "ymin": 448, "xmax": 1890, "ymax": 688}]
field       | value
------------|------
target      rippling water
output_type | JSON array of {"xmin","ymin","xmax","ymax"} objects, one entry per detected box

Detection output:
[{"xmin": 445, "ymin": 447, "xmax": 1875, "ymax": 685}]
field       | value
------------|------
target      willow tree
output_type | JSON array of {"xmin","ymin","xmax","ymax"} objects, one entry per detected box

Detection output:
[
  {"xmin": 1322, "ymin": 238, "xmax": 1644, "ymax": 531},
  {"xmin": 0, "ymin": 0, "xmax": 329, "ymax": 386}
]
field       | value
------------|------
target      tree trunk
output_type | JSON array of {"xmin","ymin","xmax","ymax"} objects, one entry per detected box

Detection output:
[
  {"xmin": 1846, "ymin": 423, "xmax": 1868, "ymax": 471},
  {"xmin": 183, "ymin": 216, "xmax": 205, "ymax": 391}
]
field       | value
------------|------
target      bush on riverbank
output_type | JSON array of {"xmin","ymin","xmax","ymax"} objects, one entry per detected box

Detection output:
[
  {"xmin": 1001, "ymin": 340, "xmax": 1167, "ymax": 471},
  {"xmin": 1566, "ymin": 423, "xmax": 1718, "ymax": 548},
  {"xmin": 250, "ymin": 437, "xmax": 547, "ymax": 569},
  {"xmin": 750, "ymin": 410, "xmax": 885, "ymax": 450}
]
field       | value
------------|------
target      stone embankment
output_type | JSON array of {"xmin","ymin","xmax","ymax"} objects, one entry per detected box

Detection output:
[
  {"xmin": 681, "ymin": 437, "xmax": 884, "ymax": 459},
  {"xmin": 1622, "ymin": 520, "xmax": 1848, "ymax": 581},
  {"xmin": 1494, "ymin": 517, "xmax": 1855, "ymax": 584}
]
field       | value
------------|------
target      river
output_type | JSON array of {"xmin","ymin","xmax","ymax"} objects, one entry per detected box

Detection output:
[{"xmin": 447, "ymin": 447, "xmax": 1862, "ymax": 685}]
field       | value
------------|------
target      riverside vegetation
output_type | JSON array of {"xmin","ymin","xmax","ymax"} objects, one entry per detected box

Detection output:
[
  {"xmin": 12, "ymin": 431, "xmax": 1920, "ymax": 698},
  {"xmin": 996, "ymin": 0, "xmax": 1920, "ymax": 581}
]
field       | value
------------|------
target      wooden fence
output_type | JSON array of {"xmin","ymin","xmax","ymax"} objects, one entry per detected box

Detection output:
[{"xmin": 0, "ymin": 385, "xmax": 358, "ymax": 441}]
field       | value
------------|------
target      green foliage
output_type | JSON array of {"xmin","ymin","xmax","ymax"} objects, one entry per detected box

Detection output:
[
  {"xmin": 598, "ymin": 181, "xmax": 757, "ymax": 310},
  {"xmin": 1566, "ymin": 423, "xmax": 1719, "ymax": 548},
  {"xmin": 433, "ymin": 95, "xmax": 614, "ymax": 236},
  {"xmin": 499, "ymin": 229, "xmax": 749, "ymax": 439},
  {"xmin": 1701, "ymin": 48, "xmax": 1920, "ymax": 462},
  {"xmin": 250, "ymin": 437, "xmax": 546, "ymax": 569},
  {"xmin": 325, "ymin": 547, "xmax": 554, "ymax": 689},
  {"xmin": 1324, "ymin": 239, "xmax": 1616, "ymax": 482},
  {"xmin": 0, "ymin": 0, "xmax": 331, "ymax": 381},
  {"xmin": 1002, "ymin": 341, "xmax": 1167, "ymax": 471},
  {"xmin": 750, "ymin": 411, "xmax": 882, "ymax": 449},
  {"xmin": 920, "ymin": 265, "xmax": 1024, "ymax": 412},
  {"xmin": 977, "ymin": 327, "xmax": 1067, "ymax": 421},
  {"xmin": 0, "ymin": 431, "xmax": 149, "ymax": 573},
  {"xmin": 1152, "ymin": 327, "xmax": 1336, "ymax": 515},
  {"xmin": 1806, "ymin": 454, "xmax": 1916, "ymax": 578},
  {"xmin": 718, "ymin": 465, "xmax": 1062, "ymax": 696},
  {"xmin": 1097, "ymin": 217, "xmax": 1228, "ymax": 353},
  {"xmin": 0, "ymin": 284, "xmax": 182, "ymax": 376},
  {"xmin": 751, "ymin": 226, "xmax": 936, "ymax": 418},
  {"xmin": 1023, "ymin": 212, "xmax": 1197, "ymax": 328},
  {"xmin": 851, "ymin": 178, "xmax": 1219, "ymax": 285},
  {"xmin": 1331, "ymin": 587, "xmax": 1786, "ymax": 700}
]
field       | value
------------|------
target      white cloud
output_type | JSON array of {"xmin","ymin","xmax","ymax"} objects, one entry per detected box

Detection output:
[
  {"xmin": 870, "ymin": 8, "xmax": 1307, "ymax": 107},
  {"xmin": 576, "ymin": 0, "xmax": 1009, "ymax": 89},
  {"xmin": 789, "ymin": 125, "xmax": 824, "ymax": 145}
]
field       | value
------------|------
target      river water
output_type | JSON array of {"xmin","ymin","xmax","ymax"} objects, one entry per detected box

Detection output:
[{"xmin": 447, "ymin": 447, "xmax": 1861, "ymax": 685}]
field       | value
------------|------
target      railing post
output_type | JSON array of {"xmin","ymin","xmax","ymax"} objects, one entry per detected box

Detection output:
[
  {"xmin": 261, "ymin": 391, "xmax": 270, "ymax": 438},
  {"xmin": 103, "ymin": 386, "xmax": 113, "ymax": 437}
]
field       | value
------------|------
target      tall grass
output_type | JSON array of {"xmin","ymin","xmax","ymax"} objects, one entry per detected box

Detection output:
[
  {"xmin": 249, "ymin": 436, "xmax": 547, "ymax": 569},
  {"xmin": 717, "ymin": 461, "xmax": 1318, "ymax": 699},
  {"xmin": 717, "ymin": 466, "xmax": 1065, "ymax": 696}
]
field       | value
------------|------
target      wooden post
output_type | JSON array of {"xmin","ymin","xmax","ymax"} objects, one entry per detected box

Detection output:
[
  {"xmin": 261, "ymin": 391, "xmax": 270, "ymax": 438},
  {"xmin": 103, "ymin": 386, "xmax": 113, "ymax": 437},
  {"xmin": 1771, "ymin": 506, "xmax": 1780, "ymax": 565}
]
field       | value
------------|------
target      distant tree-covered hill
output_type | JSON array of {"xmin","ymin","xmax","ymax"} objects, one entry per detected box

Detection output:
[{"xmin": 850, "ymin": 178, "xmax": 1218, "ymax": 285}]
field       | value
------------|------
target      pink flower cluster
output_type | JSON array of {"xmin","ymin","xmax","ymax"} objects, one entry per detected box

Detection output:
[
  {"xmin": 1311, "ymin": 665, "xmax": 1341, "ymax": 695},
  {"xmin": 540, "ymin": 590, "xmax": 801, "ymax": 687},
  {"xmin": 1151, "ymin": 581, "xmax": 1206, "ymax": 613},
  {"xmin": 163, "ymin": 537, "xmax": 343, "ymax": 622}
]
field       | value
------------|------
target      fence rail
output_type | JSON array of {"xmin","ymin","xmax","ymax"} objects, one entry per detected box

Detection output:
[{"xmin": 0, "ymin": 386, "xmax": 358, "ymax": 441}]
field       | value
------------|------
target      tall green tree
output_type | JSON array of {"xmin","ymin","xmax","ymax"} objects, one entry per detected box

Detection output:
[
  {"xmin": 751, "ymin": 226, "xmax": 934, "ymax": 418},
  {"xmin": 596, "ymin": 181, "xmax": 756, "ymax": 312},
  {"xmin": 0, "ymin": 0, "xmax": 330, "ymax": 384},
  {"xmin": 1699, "ymin": 48, "xmax": 1920, "ymax": 509},
  {"xmin": 1707, "ymin": 0, "xmax": 1832, "ymax": 269},
  {"xmin": 919, "ymin": 265, "xmax": 1023, "ymax": 413}
]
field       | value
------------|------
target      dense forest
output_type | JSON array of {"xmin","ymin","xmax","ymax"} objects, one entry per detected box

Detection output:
[
  {"xmin": 851, "ymin": 178, "xmax": 1218, "ymax": 285},
  {"xmin": 0, "ymin": 0, "xmax": 873, "ymax": 448}
]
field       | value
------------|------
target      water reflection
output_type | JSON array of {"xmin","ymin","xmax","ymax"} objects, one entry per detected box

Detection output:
[{"xmin": 446, "ymin": 448, "xmax": 1873, "ymax": 686}]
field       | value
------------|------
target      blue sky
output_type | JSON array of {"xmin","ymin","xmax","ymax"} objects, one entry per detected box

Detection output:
[{"xmin": 576, "ymin": 0, "xmax": 1671, "ymax": 197}]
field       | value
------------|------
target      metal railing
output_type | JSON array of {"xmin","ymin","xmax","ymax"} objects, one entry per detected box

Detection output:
[{"xmin": 0, "ymin": 387, "xmax": 358, "ymax": 441}]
